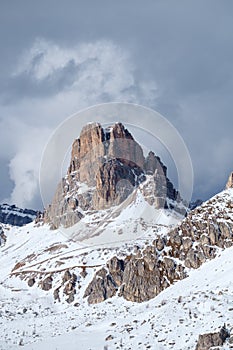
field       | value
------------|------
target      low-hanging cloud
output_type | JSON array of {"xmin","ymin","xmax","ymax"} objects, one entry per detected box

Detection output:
[{"xmin": 0, "ymin": 38, "xmax": 158, "ymax": 209}]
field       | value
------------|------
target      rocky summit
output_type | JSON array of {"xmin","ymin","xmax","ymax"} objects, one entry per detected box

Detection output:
[{"xmin": 44, "ymin": 122, "xmax": 181, "ymax": 229}]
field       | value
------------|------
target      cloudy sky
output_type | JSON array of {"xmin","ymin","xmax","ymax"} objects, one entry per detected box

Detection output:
[{"xmin": 0, "ymin": 1, "xmax": 233, "ymax": 209}]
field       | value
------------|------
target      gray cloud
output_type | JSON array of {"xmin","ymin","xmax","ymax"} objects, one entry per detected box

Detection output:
[
  {"xmin": 0, "ymin": 39, "xmax": 157, "ymax": 208},
  {"xmin": 0, "ymin": 1, "xmax": 233, "ymax": 208}
]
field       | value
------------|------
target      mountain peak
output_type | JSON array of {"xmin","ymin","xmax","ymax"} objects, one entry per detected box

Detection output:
[
  {"xmin": 69, "ymin": 122, "xmax": 143, "ymax": 181},
  {"xmin": 44, "ymin": 122, "xmax": 181, "ymax": 230}
]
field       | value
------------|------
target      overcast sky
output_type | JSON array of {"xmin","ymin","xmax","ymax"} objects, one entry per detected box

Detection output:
[{"xmin": 0, "ymin": 1, "xmax": 233, "ymax": 209}]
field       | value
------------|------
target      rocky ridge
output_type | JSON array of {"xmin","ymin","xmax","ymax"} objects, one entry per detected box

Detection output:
[
  {"xmin": 0, "ymin": 203, "xmax": 37, "ymax": 227},
  {"xmin": 13, "ymin": 186, "xmax": 233, "ymax": 308},
  {"xmin": 84, "ymin": 188, "xmax": 233, "ymax": 304},
  {"xmin": 43, "ymin": 122, "xmax": 181, "ymax": 229}
]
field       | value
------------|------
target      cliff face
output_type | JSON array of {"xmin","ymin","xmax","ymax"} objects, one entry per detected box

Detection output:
[
  {"xmin": 68, "ymin": 122, "xmax": 144, "ymax": 183},
  {"xmin": 44, "ymin": 122, "xmax": 180, "ymax": 228}
]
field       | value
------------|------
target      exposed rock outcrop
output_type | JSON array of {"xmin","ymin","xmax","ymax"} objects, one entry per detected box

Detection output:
[
  {"xmin": 119, "ymin": 251, "xmax": 186, "ymax": 303},
  {"xmin": 52, "ymin": 270, "xmax": 78, "ymax": 304},
  {"xmin": 27, "ymin": 278, "xmax": 35, "ymax": 287},
  {"xmin": 93, "ymin": 159, "xmax": 145, "ymax": 209},
  {"xmin": 63, "ymin": 271, "xmax": 77, "ymax": 304},
  {"xmin": 84, "ymin": 267, "xmax": 118, "ymax": 304},
  {"xmin": 41, "ymin": 276, "xmax": 53, "ymax": 291},
  {"xmin": 0, "ymin": 225, "xmax": 6, "ymax": 245},
  {"xmin": 44, "ymin": 122, "xmax": 180, "ymax": 228},
  {"xmin": 196, "ymin": 325, "xmax": 230, "ymax": 350},
  {"xmin": 83, "ymin": 257, "xmax": 124, "ymax": 304},
  {"xmin": 84, "ymin": 241, "xmax": 188, "ymax": 304},
  {"xmin": 84, "ymin": 191, "xmax": 233, "ymax": 304}
]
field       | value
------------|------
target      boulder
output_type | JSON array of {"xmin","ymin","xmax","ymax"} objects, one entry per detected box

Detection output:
[
  {"xmin": 62, "ymin": 270, "xmax": 72, "ymax": 283},
  {"xmin": 41, "ymin": 276, "xmax": 53, "ymax": 291},
  {"xmin": 28, "ymin": 278, "xmax": 35, "ymax": 287},
  {"xmin": 196, "ymin": 325, "xmax": 229, "ymax": 350}
]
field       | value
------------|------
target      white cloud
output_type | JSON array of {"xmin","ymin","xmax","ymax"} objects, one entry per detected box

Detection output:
[
  {"xmin": 1, "ymin": 38, "xmax": 158, "ymax": 208},
  {"xmin": 9, "ymin": 151, "xmax": 39, "ymax": 208},
  {"xmin": 0, "ymin": 118, "xmax": 51, "ymax": 208},
  {"xmin": 13, "ymin": 38, "xmax": 157, "ymax": 103}
]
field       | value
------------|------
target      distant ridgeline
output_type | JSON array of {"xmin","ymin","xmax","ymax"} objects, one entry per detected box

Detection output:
[{"xmin": 0, "ymin": 204, "xmax": 37, "ymax": 226}]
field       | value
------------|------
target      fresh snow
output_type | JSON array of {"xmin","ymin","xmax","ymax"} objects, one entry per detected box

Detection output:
[
  {"xmin": 20, "ymin": 246, "xmax": 233, "ymax": 350},
  {"xmin": 63, "ymin": 189, "xmax": 181, "ymax": 246},
  {"xmin": 0, "ymin": 189, "xmax": 233, "ymax": 349}
]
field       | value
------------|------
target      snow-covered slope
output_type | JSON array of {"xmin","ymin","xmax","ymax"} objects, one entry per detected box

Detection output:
[
  {"xmin": 0, "ymin": 224, "xmax": 232, "ymax": 349},
  {"xmin": 21, "ymin": 245, "xmax": 233, "ymax": 350},
  {"xmin": 62, "ymin": 188, "xmax": 182, "ymax": 245},
  {"xmin": 0, "ymin": 189, "xmax": 233, "ymax": 349}
]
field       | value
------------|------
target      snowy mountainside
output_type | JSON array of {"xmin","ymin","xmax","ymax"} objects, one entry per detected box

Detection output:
[
  {"xmin": 0, "ymin": 204, "xmax": 177, "ymax": 349},
  {"xmin": 22, "ymin": 246, "xmax": 233, "ymax": 350},
  {"xmin": 0, "ymin": 188, "xmax": 233, "ymax": 348},
  {"xmin": 0, "ymin": 220, "xmax": 232, "ymax": 349},
  {"xmin": 83, "ymin": 188, "xmax": 233, "ymax": 304},
  {"xmin": 62, "ymin": 186, "xmax": 182, "ymax": 245}
]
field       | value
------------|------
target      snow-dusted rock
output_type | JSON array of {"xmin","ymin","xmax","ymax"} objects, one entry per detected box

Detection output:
[
  {"xmin": 84, "ymin": 189, "xmax": 233, "ymax": 304},
  {"xmin": 0, "ymin": 203, "xmax": 37, "ymax": 226},
  {"xmin": 196, "ymin": 325, "xmax": 230, "ymax": 350},
  {"xmin": 43, "ymin": 122, "xmax": 181, "ymax": 229}
]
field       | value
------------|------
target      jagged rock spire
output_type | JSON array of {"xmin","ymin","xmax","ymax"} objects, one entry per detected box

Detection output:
[{"xmin": 44, "ymin": 122, "xmax": 179, "ymax": 229}]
